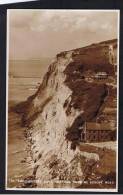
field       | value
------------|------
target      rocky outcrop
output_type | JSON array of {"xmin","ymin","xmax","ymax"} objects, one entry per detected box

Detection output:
[{"xmin": 15, "ymin": 39, "xmax": 117, "ymax": 188}]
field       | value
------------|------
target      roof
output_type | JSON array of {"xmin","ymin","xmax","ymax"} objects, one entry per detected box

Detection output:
[
  {"xmin": 86, "ymin": 122, "xmax": 114, "ymax": 131},
  {"xmin": 95, "ymin": 72, "xmax": 108, "ymax": 76}
]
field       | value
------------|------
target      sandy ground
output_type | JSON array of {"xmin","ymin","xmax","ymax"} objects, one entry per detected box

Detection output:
[
  {"xmin": 79, "ymin": 143, "xmax": 116, "ymax": 175},
  {"xmin": 7, "ymin": 77, "xmax": 40, "ymax": 188},
  {"xmin": 84, "ymin": 141, "xmax": 116, "ymax": 151}
]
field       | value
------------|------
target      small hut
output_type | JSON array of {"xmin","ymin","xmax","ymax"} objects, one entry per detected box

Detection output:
[{"xmin": 93, "ymin": 72, "xmax": 108, "ymax": 80}]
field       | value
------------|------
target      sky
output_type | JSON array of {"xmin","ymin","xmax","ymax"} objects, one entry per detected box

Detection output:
[{"xmin": 8, "ymin": 10, "xmax": 119, "ymax": 60}]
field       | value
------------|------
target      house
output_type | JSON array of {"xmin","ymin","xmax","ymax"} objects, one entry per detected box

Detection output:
[
  {"xmin": 80, "ymin": 122, "xmax": 116, "ymax": 142},
  {"xmin": 93, "ymin": 72, "xmax": 108, "ymax": 80}
]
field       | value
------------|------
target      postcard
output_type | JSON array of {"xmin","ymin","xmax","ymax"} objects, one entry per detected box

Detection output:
[{"xmin": 6, "ymin": 9, "xmax": 119, "ymax": 192}]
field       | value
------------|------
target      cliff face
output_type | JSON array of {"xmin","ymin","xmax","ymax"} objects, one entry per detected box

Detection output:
[{"xmin": 18, "ymin": 39, "xmax": 117, "ymax": 188}]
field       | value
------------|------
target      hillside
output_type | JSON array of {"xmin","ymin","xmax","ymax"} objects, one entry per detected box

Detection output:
[{"xmin": 14, "ymin": 39, "xmax": 117, "ymax": 189}]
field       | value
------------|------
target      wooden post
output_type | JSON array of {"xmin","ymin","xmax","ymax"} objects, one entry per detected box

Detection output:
[{"xmin": 85, "ymin": 121, "xmax": 87, "ymax": 142}]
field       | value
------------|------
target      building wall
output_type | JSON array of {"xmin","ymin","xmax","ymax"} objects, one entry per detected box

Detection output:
[{"xmin": 83, "ymin": 129, "xmax": 115, "ymax": 142}]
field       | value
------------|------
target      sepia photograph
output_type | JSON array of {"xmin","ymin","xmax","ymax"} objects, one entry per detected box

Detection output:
[{"xmin": 6, "ymin": 9, "xmax": 119, "ymax": 191}]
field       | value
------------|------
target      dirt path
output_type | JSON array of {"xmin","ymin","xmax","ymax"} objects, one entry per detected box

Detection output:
[
  {"xmin": 78, "ymin": 143, "xmax": 116, "ymax": 189},
  {"xmin": 79, "ymin": 143, "xmax": 116, "ymax": 174}
]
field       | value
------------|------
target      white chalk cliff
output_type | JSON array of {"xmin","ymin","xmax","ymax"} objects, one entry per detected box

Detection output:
[{"xmin": 18, "ymin": 39, "xmax": 117, "ymax": 188}]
